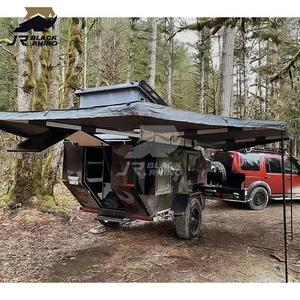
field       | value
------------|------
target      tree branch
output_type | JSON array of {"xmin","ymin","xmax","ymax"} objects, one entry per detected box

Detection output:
[
  {"xmin": 179, "ymin": 18, "xmax": 230, "ymax": 32},
  {"xmin": 270, "ymin": 48, "xmax": 300, "ymax": 83},
  {"xmin": 83, "ymin": 18, "xmax": 97, "ymax": 40},
  {"xmin": 0, "ymin": 43, "xmax": 16, "ymax": 59},
  {"xmin": 168, "ymin": 17, "xmax": 231, "ymax": 41},
  {"xmin": 248, "ymin": 91, "xmax": 265, "ymax": 102}
]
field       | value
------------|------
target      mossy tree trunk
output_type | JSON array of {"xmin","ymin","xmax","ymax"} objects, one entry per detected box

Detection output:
[
  {"xmin": 45, "ymin": 19, "xmax": 62, "ymax": 195},
  {"xmin": 10, "ymin": 19, "xmax": 63, "ymax": 205},
  {"xmin": 42, "ymin": 18, "xmax": 62, "ymax": 196},
  {"xmin": 11, "ymin": 27, "xmax": 37, "ymax": 205},
  {"xmin": 61, "ymin": 17, "xmax": 86, "ymax": 109}
]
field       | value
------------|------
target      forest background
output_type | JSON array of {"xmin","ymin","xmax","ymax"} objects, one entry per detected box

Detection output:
[{"xmin": 0, "ymin": 17, "xmax": 299, "ymax": 208}]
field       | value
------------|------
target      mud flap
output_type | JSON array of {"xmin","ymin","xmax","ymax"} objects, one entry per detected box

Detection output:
[{"xmin": 172, "ymin": 192, "xmax": 204, "ymax": 216}]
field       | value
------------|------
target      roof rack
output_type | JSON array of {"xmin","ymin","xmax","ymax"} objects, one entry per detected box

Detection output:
[{"xmin": 239, "ymin": 147, "xmax": 289, "ymax": 155}]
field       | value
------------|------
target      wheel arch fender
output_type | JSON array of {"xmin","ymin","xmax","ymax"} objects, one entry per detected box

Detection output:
[
  {"xmin": 172, "ymin": 192, "xmax": 204, "ymax": 216},
  {"xmin": 247, "ymin": 181, "xmax": 271, "ymax": 198}
]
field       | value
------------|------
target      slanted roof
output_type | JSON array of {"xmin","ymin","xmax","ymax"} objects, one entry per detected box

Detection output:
[{"xmin": 0, "ymin": 100, "xmax": 291, "ymax": 152}]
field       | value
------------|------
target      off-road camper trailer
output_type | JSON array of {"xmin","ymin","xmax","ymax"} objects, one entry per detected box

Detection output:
[{"xmin": 0, "ymin": 81, "xmax": 291, "ymax": 239}]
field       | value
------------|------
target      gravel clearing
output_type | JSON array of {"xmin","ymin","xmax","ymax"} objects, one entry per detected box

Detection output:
[{"xmin": 1, "ymin": 197, "xmax": 300, "ymax": 283}]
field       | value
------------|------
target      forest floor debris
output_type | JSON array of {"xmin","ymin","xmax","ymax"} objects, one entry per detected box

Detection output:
[{"xmin": 1, "ymin": 189, "xmax": 300, "ymax": 283}]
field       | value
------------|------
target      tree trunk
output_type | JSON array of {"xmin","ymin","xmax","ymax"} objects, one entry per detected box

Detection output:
[
  {"xmin": 258, "ymin": 39, "xmax": 263, "ymax": 118},
  {"xmin": 147, "ymin": 17, "xmax": 157, "ymax": 89},
  {"xmin": 127, "ymin": 18, "xmax": 137, "ymax": 82},
  {"xmin": 49, "ymin": 18, "xmax": 60, "ymax": 110},
  {"xmin": 219, "ymin": 25, "xmax": 236, "ymax": 117},
  {"xmin": 44, "ymin": 18, "xmax": 62, "ymax": 196},
  {"xmin": 61, "ymin": 18, "xmax": 86, "ymax": 109},
  {"xmin": 165, "ymin": 18, "xmax": 174, "ymax": 105},
  {"xmin": 11, "ymin": 18, "xmax": 83, "ymax": 205},
  {"xmin": 11, "ymin": 27, "xmax": 36, "ymax": 205},
  {"xmin": 83, "ymin": 18, "xmax": 88, "ymax": 88},
  {"xmin": 200, "ymin": 59, "xmax": 205, "ymax": 113},
  {"xmin": 96, "ymin": 19, "xmax": 102, "ymax": 86},
  {"xmin": 16, "ymin": 28, "xmax": 33, "ymax": 111}
]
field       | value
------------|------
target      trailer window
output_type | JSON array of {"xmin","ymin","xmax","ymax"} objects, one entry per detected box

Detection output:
[
  {"xmin": 63, "ymin": 142, "xmax": 83, "ymax": 175},
  {"xmin": 240, "ymin": 154, "xmax": 260, "ymax": 171},
  {"xmin": 155, "ymin": 157, "xmax": 171, "ymax": 195}
]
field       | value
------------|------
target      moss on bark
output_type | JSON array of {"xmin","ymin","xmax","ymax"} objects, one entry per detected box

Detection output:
[
  {"xmin": 60, "ymin": 18, "xmax": 85, "ymax": 109},
  {"xmin": 23, "ymin": 45, "xmax": 36, "ymax": 95},
  {"xmin": 32, "ymin": 31, "xmax": 52, "ymax": 110}
]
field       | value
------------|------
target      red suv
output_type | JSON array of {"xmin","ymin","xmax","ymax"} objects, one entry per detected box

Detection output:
[{"xmin": 208, "ymin": 148, "xmax": 300, "ymax": 210}]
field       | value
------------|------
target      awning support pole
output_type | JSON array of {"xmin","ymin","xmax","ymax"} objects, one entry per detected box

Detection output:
[
  {"xmin": 290, "ymin": 140, "xmax": 293, "ymax": 240},
  {"xmin": 281, "ymin": 132, "xmax": 288, "ymax": 283}
]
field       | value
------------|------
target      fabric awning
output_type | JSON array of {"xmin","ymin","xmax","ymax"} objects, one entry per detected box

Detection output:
[{"xmin": 0, "ymin": 100, "xmax": 292, "ymax": 152}]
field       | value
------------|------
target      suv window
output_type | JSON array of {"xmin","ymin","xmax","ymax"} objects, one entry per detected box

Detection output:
[
  {"xmin": 265, "ymin": 157, "xmax": 300, "ymax": 174},
  {"xmin": 265, "ymin": 157, "xmax": 281, "ymax": 174},
  {"xmin": 240, "ymin": 153, "xmax": 260, "ymax": 171},
  {"xmin": 284, "ymin": 158, "xmax": 299, "ymax": 174}
]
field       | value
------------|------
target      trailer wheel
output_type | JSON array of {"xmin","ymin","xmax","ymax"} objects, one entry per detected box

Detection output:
[
  {"xmin": 174, "ymin": 197, "xmax": 202, "ymax": 240},
  {"xmin": 247, "ymin": 187, "xmax": 269, "ymax": 210}
]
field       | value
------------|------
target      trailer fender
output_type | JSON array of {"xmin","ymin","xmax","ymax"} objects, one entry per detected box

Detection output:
[
  {"xmin": 247, "ymin": 181, "xmax": 271, "ymax": 199},
  {"xmin": 172, "ymin": 192, "xmax": 204, "ymax": 216}
]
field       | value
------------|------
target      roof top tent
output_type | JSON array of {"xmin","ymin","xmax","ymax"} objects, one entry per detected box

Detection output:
[
  {"xmin": 76, "ymin": 81, "xmax": 167, "ymax": 144},
  {"xmin": 0, "ymin": 81, "xmax": 293, "ymax": 282},
  {"xmin": 77, "ymin": 80, "xmax": 168, "ymax": 108}
]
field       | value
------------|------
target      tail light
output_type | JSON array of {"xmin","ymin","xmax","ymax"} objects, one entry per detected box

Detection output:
[{"xmin": 215, "ymin": 191, "xmax": 222, "ymax": 197}]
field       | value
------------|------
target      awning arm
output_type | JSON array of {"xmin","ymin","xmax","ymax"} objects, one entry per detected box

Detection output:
[{"xmin": 7, "ymin": 128, "xmax": 72, "ymax": 153}]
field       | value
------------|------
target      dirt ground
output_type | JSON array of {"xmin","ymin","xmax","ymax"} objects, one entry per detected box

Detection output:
[{"xmin": 1, "ymin": 190, "xmax": 300, "ymax": 283}]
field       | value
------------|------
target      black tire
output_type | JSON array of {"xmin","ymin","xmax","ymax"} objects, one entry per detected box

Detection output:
[
  {"xmin": 174, "ymin": 197, "xmax": 202, "ymax": 240},
  {"xmin": 211, "ymin": 161, "xmax": 227, "ymax": 184},
  {"xmin": 247, "ymin": 187, "xmax": 269, "ymax": 210}
]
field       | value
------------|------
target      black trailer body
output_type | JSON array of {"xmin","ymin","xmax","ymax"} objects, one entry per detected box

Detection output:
[{"xmin": 62, "ymin": 138, "xmax": 205, "ymax": 221}]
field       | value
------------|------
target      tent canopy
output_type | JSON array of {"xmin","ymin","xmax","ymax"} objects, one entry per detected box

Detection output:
[{"xmin": 0, "ymin": 100, "xmax": 292, "ymax": 152}]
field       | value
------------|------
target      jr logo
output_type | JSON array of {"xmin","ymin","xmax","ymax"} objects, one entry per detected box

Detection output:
[{"xmin": 7, "ymin": 7, "xmax": 58, "ymax": 47}]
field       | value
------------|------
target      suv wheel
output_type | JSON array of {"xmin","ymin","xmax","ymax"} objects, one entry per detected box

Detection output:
[{"xmin": 247, "ymin": 187, "xmax": 269, "ymax": 210}]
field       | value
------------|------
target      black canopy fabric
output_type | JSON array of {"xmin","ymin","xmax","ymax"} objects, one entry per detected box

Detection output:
[{"xmin": 0, "ymin": 100, "xmax": 292, "ymax": 152}]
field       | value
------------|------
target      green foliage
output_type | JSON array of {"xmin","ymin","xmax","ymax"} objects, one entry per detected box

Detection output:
[{"xmin": 38, "ymin": 194, "xmax": 74, "ymax": 213}]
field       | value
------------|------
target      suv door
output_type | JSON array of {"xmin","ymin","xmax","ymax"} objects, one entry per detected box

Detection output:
[
  {"xmin": 263, "ymin": 156, "xmax": 284, "ymax": 196},
  {"xmin": 239, "ymin": 153, "xmax": 262, "ymax": 187},
  {"xmin": 283, "ymin": 157, "xmax": 300, "ymax": 199}
]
